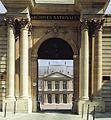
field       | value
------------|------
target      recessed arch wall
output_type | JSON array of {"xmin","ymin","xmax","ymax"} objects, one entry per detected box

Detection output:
[
  {"xmin": 31, "ymin": 26, "xmax": 80, "ymax": 112},
  {"xmin": 32, "ymin": 31, "xmax": 79, "ymax": 57}
]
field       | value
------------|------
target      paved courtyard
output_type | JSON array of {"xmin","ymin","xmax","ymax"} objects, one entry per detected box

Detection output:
[{"xmin": 0, "ymin": 111, "xmax": 111, "ymax": 120}]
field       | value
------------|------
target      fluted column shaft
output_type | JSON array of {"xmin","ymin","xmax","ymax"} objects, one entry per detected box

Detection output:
[
  {"xmin": 20, "ymin": 20, "xmax": 29, "ymax": 98},
  {"xmin": 7, "ymin": 21, "xmax": 15, "ymax": 98},
  {"xmin": 80, "ymin": 21, "xmax": 89, "ymax": 100}
]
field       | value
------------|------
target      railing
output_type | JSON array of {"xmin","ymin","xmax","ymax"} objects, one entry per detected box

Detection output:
[{"xmin": 81, "ymin": 104, "xmax": 96, "ymax": 120}]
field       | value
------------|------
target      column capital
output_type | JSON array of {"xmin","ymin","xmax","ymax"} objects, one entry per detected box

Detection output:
[
  {"xmin": 81, "ymin": 19, "xmax": 89, "ymax": 29},
  {"xmin": 19, "ymin": 18, "xmax": 31, "ymax": 30},
  {"xmin": 4, "ymin": 17, "xmax": 15, "ymax": 27},
  {"xmin": 95, "ymin": 19, "xmax": 104, "ymax": 30}
]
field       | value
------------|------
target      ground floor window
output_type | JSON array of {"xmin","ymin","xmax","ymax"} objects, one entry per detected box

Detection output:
[
  {"xmin": 38, "ymin": 94, "xmax": 42, "ymax": 103},
  {"xmin": 55, "ymin": 94, "xmax": 59, "ymax": 104},
  {"xmin": 48, "ymin": 94, "xmax": 52, "ymax": 103},
  {"xmin": 63, "ymin": 94, "xmax": 67, "ymax": 103}
]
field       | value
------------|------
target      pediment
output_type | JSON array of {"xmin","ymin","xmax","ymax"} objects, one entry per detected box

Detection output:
[{"xmin": 44, "ymin": 72, "xmax": 72, "ymax": 79}]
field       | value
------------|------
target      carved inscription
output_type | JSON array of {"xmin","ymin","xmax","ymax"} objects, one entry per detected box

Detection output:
[{"xmin": 31, "ymin": 14, "xmax": 80, "ymax": 21}]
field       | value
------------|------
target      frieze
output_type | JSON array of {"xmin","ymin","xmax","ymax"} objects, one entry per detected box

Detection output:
[{"xmin": 31, "ymin": 14, "xmax": 80, "ymax": 21}]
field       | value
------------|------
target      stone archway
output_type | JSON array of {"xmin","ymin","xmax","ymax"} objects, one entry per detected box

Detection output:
[{"xmin": 31, "ymin": 37, "xmax": 79, "ymax": 113}]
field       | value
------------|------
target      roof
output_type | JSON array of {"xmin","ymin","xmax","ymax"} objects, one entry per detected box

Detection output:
[{"xmin": 43, "ymin": 72, "xmax": 73, "ymax": 80}]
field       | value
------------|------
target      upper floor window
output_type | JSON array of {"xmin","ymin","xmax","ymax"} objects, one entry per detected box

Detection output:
[
  {"xmin": 63, "ymin": 81, "xmax": 67, "ymax": 89},
  {"xmin": 55, "ymin": 81, "xmax": 59, "ymax": 90},
  {"xmin": 47, "ymin": 81, "xmax": 52, "ymax": 89}
]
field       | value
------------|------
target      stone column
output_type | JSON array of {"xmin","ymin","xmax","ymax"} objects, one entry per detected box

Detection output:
[
  {"xmin": 52, "ymin": 81, "xmax": 55, "ymax": 91},
  {"xmin": 60, "ymin": 94, "xmax": 63, "ymax": 103},
  {"xmin": 3, "ymin": 18, "xmax": 15, "ymax": 112},
  {"xmin": 16, "ymin": 19, "xmax": 32, "ymax": 113},
  {"xmin": 6, "ymin": 19, "xmax": 15, "ymax": 99},
  {"xmin": 94, "ymin": 21, "xmax": 103, "ymax": 98},
  {"xmin": 20, "ymin": 20, "xmax": 29, "ymax": 98},
  {"xmin": 77, "ymin": 20, "xmax": 89, "ymax": 114},
  {"xmin": 60, "ymin": 81, "xmax": 63, "ymax": 91},
  {"xmin": 80, "ymin": 20, "xmax": 89, "ymax": 100},
  {"xmin": 52, "ymin": 94, "xmax": 55, "ymax": 103}
]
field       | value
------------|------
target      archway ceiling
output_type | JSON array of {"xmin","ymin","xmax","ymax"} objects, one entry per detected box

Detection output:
[{"xmin": 38, "ymin": 38, "xmax": 73, "ymax": 60}]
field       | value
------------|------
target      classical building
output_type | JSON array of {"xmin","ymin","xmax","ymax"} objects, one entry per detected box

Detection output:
[
  {"xmin": 0, "ymin": 0, "xmax": 111, "ymax": 114},
  {"xmin": 38, "ymin": 72, "xmax": 73, "ymax": 110}
]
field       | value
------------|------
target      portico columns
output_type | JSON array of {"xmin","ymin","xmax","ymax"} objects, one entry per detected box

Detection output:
[
  {"xmin": 93, "ymin": 21, "xmax": 103, "ymax": 98},
  {"xmin": 78, "ymin": 20, "xmax": 89, "ymax": 114},
  {"xmin": 80, "ymin": 20, "xmax": 89, "ymax": 100},
  {"xmin": 3, "ymin": 18, "xmax": 15, "ymax": 112},
  {"xmin": 20, "ymin": 20, "xmax": 29, "ymax": 98},
  {"xmin": 16, "ymin": 19, "xmax": 32, "ymax": 113},
  {"xmin": 7, "ymin": 19, "xmax": 15, "ymax": 99}
]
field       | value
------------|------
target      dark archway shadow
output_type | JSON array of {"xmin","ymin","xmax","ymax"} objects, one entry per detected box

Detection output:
[{"xmin": 38, "ymin": 37, "xmax": 73, "ymax": 60}]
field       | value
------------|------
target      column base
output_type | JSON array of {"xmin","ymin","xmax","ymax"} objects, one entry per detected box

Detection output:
[
  {"xmin": 78, "ymin": 98, "xmax": 105, "ymax": 114},
  {"xmin": 3, "ymin": 97, "xmax": 15, "ymax": 112},
  {"xmin": 16, "ymin": 97, "xmax": 32, "ymax": 113},
  {"xmin": 92, "ymin": 97, "xmax": 105, "ymax": 112}
]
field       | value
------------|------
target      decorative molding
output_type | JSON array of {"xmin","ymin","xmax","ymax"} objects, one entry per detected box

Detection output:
[{"xmin": 44, "ymin": 23, "xmax": 68, "ymax": 35}]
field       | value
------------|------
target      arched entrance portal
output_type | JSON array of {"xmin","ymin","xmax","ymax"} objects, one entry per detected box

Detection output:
[
  {"xmin": 38, "ymin": 38, "xmax": 73, "ymax": 59},
  {"xmin": 36, "ymin": 38, "xmax": 79, "ymax": 113}
]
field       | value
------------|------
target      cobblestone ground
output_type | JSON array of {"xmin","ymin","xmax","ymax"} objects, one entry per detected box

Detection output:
[{"xmin": 0, "ymin": 111, "xmax": 111, "ymax": 120}]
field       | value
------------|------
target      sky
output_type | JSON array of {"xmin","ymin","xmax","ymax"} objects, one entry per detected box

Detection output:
[
  {"xmin": 0, "ymin": 1, "xmax": 7, "ymax": 13},
  {"xmin": 105, "ymin": 0, "xmax": 111, "ymax": 14}
]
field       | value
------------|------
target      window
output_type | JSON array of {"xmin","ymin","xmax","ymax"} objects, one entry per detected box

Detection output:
[
  {"xmin": 38, "ymin": 94, "xmax": 42, "ymax": 103},
  {"xmin": 63, "ymin": 81, "xmax": 67, "ymax": 89},
  {"xmin": 55, "ymin": 81, "xmax": 59, "ymax": 90},
  {"xmin": 63, "ymin": 94, "xmax": 67, "ymax": 103},
  {"xmin": 47, "ymin": 81, "xmax": 52, "ymax": 89},
  {"xmin": 102, "ymin": 76, "xmax": 110, "ymax": 81},
  {"xmin": 38, "ymin": 80, "xmax": 42, "ymax": 89},
  {"xmin": 55, "ymin": 94, "xmax": 59, "ymax": 104},
  {"xmin": 48, "ymin": 94, "xmax": 52, "ymax": 103}
]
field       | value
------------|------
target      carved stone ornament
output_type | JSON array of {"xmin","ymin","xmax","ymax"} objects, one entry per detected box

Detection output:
[
  {"xmin": 19, "ymin": 18, "xmax": 30, "ymax": 29},
  {"xmin": 81, "ymin": 19, "xmax": 88, "ymax": 29},
  {"xmin": 4, "ymin": 17, "xmax": 15, "ymax": 27},
  {"xmin": 95, "ymin": 19, "xmax": 104, "ymax": 30}
]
